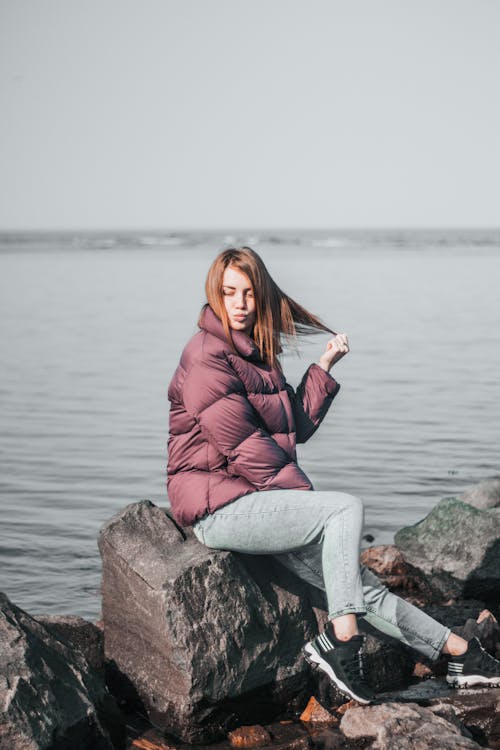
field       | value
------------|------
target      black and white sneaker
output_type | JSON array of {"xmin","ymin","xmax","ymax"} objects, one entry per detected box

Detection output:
[
  {"xmin": 302, "ymin": 622, "xmax": 375, "ymax": 704},
  {"xmin": 447, "ymin": 636, "xmax": 500, "ymax": 688}
]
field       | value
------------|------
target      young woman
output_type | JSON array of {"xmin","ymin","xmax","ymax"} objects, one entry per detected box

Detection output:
[{"xmin": 167, "ymin": 247, "xmax": 500, "ymax": 704}]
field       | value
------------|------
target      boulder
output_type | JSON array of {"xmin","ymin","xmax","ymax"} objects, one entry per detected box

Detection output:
[
  {"xmin": 394, "ymin": 497, "xmax": 500, "ymax": 601},
  {"xmin": 340, "ymin": 701, "xmax": 481, "ymax": 749},
  {"xmin": 459, "ymin": 476, "xmax": 500, "ymax": 510},
  {"xmin": 98, "ymin": 500, "xmax": 322, "ymax": 743},
  {"xmin": 0, "ymin": 592, "xmax": 124, "ymax": 750},
  {"xmin": 360, "ymin": 544, "xmax": 439, "ymax": 605},
  {"xmin": 34, "ymin": 614, "xmax": 104, "ymax": 672}
]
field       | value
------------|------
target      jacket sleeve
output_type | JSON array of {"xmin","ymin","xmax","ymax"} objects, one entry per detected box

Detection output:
[
  {"xmin": 182, "ymin": 352, "xmax": 312, "ymax": 491},
  {"xmin": 285, "ymin": 363, "xmax": 341, "ymax": 444}
]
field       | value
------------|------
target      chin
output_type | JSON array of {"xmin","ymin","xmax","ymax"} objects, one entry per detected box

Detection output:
[{"xmin": 231, "ymin": 321, "xmax": 252, "ymax": 334}]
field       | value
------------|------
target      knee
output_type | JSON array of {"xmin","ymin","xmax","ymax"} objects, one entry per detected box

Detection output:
[
  {"xmin": 324, "ymin": 492, "xmax": 364, "ymax": 523},
  {"xmin": 341, "ymin": 492, "xmax": 364, "ymax": 521}
]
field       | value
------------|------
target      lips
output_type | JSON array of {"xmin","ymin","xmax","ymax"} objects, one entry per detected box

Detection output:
[{"xmin": 233, "ymin": 315, "xmax": 247, "ymax": 321}]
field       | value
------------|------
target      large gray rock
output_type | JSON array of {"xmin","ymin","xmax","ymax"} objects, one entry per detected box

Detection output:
[
  {"xmin": 98, "ymin": 500, "xmax": 322, "ymax": 742},
  {"xmin": 340, "ymin": 702, "xmax": 481, "ymax": 749},
  {"xmin": 34, "ymin": 614, "xmax": 104, "ymax": 672},
  {"xmin": 98, "ymin": 501, "xmax": 415, "ymax": 742},
  {"xmin": 394, "ymin": 497, "xmax": 500, "ymax": 601},
  {"xmin": 459, "ymin": 476, "xmax": 500, "ymax": 510},
  {"xmin": 0, "ymin": 592, "xmax": 124, "ymax": 750}
]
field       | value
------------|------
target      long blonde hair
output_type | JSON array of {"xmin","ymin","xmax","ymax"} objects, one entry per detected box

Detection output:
[{"xmin": 198, "ymin": 247, "xmax": 336, "ymax": 369}]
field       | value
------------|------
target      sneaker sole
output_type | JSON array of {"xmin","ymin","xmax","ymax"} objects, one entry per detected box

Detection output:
[
  {"xmin": 447, "ymin": 674, "xmax": 500, "ymax": 688},
  {"xmin": 302, "ymin": 642, "xmax": 372, "ymax": 705}
]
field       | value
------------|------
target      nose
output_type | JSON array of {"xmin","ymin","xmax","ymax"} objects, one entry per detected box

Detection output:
[{"xmin": 235, "ymin": 292, "xmax": 247, "ymax": 309}]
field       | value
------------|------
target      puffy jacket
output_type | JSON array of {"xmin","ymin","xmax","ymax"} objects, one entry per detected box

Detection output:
[{"xmin": 167, "ymin": 304, "xmax": 341, "ymax": 526}]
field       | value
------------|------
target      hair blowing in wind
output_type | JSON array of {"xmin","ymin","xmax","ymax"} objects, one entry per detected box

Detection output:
[{"xmin": 199, "ymin": 247, "xmax": 337, "ymax": 369}]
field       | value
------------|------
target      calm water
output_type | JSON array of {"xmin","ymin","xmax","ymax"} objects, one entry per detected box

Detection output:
[{"xmin": 1, "ymin": 229, "xmax": 499, "ymax": 620}]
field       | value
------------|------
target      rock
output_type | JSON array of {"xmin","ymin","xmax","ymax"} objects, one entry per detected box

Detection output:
[
  {"xmin": 98, "ymin": 500, "xmax": 323, "ymax": 743},
  {"xmin": 360, "ymin": 544, "xmax": 439, "ymax": 605},
  {"xmin": 460, "ymin": 476, "xmax": 500, "ymax": 510},
  {"xmin": 394, "ymin": 497, "xmax": 500, "ymax": 601},
  {"xmin": 340, "ymin": 701, "xmax": 481, "ymax": 749},
  {"xmin": 299, "ymin": 696, "xmax": 337, "ymax": 724},
  {"xmin": 34, "ymin": 613, "xmax": 104, "ymax": 672},
  {"xmin": 0, "ymin": 591, "xmax": 125, "ymax": 750},
  {"xmin": 336, "ymin": 699, "xmax": 358, "ymax": 715},
  {"xmin": 379, "ymin": 681, "xmax": 500, "ymax": 748},
  {"xmin": 426, "ymin": 690, "xmax": 500, "ymax": 748},
  {"xmin": 131, "ymin": 738, "xmax": 177, "ymax": 750},
  {"xmin": 412, "ymin": 662, "xmax": 433, "ymax": 678},
  {"xmin": 228, "ymin": 725, "xmax": 272, "ymax": 747},
  {"xmin": 362, "ymin": 634, "xmax": 416, "ymax": 692}
]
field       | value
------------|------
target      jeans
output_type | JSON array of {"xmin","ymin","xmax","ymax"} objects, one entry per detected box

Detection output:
[{"xmin": 192, "ymin": 489, "xmax": 451, "ymax": 661}]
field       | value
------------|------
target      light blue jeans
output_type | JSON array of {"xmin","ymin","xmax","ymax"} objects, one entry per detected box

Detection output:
[{"xmin": 192, "ymin": 489, "xmax": 451, "ymax": 661}]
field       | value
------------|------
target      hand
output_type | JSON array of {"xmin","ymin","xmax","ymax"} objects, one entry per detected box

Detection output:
[{"xmin": 318, "ymin": 333, "xmax": 349, "ymax": 372}]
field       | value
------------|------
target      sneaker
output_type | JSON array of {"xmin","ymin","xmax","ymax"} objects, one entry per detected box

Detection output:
[
  {"xmin": 447, "ymin": 636, "xmax": 500, "ymax": 688},
  {"xmin": 302, "ymin": 623, "xmax": 375, "ymax": 704}
]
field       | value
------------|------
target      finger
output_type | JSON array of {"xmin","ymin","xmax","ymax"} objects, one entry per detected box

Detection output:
[{"xmin": 336, "ymin": 336, "xmax": 348, "ymax": 351}]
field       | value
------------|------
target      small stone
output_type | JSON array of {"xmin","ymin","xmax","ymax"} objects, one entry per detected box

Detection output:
[
  {"xmin": 335, "ymin": 699, "xmax": 358, "ymax": 715},
  {"xmin": 132, "ymin": 738, "xmax": 176, "ymax": 750},
  {"xmin": 228, "ymin": 725, "xmax": 272, "ymax": 748},
  {"xmin": 413, "ymin": 662, "xmax": 433, "ymax": 678},
  {"xmin": 300, "ymin": 696, "xmax": 338, "ymax": 724}
]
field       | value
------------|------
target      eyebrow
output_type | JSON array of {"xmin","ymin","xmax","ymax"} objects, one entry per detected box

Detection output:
[{"xmin": 222, "ymin": 284, "xmax": 253, "ymax": 291}]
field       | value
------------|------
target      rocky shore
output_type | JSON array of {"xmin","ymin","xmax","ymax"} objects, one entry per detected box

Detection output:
[{"xmin": 1, "ymin": 477, "xmax": 500, "ymax": 749}]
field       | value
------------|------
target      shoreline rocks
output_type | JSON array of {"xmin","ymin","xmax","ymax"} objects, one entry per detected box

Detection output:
[
  {"xmin": 2, "ymin": 476, "xmax": 500, "ymax": 748},
  {"xmin": 0, "ymin": 592, "xmax": 124, "ymax": 750},
  {"xmin": 394, "ymin": 476, "xmax": 500, "ymax": 603}
]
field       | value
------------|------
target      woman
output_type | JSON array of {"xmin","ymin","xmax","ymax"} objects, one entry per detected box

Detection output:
[{"xmin": 167, "ymin": 247, "xmax": 500, "ymax": 704}]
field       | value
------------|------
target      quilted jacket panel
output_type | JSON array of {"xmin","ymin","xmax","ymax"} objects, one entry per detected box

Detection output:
[{"xmin": 167, "ymin": 304, "xmax": 340, "ymax": 526}]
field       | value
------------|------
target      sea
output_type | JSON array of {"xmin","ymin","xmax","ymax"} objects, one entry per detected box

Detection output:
[{"xmin": 1, "ymin": 229, "xmax": 499, "ymax": 620}]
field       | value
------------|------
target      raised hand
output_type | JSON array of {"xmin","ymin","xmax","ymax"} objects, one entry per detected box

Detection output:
[{"xmin": 318, "ymin": 333, "xmax": 349, "ymax": 372}]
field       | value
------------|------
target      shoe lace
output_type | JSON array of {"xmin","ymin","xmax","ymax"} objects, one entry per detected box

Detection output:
[{"xmin": 342, "ymin": 647, "xmax": 370, "ymax": 686}]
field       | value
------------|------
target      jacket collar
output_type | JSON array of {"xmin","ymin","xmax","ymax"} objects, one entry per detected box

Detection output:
[{"xmin": 199, "ymin": 304, "xmax": 261, "ymax": 361}]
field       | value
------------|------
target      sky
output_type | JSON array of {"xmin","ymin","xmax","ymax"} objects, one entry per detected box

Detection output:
[{"xmin": 1, "ymin": 0, "xmax": 499, "ymax": 231}]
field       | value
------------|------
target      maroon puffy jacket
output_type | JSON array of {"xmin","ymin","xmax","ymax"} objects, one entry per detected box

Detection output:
[{"xmin": 166, "ymin": 304, "xmax": 340, "ymax": 526}]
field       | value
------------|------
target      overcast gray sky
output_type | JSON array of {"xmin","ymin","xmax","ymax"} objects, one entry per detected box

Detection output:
[{"xmin": 1, "ymin": 0, "xmax": 499, "ymax": 230}]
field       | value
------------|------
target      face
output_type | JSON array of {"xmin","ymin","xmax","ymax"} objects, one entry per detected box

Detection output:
[{"xmin": 222, "ymin": 265, "xmax": 256, "ymax": 335}]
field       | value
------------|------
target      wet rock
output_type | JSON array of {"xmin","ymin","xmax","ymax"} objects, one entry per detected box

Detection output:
[
  {"xmin": 0, "ymin": 591, "xmax": 124, "ymax": 750},
  {"xmin": 34, "ymin": 613, "xmax": 104, "ymax": 672},
  {"xmin": 228, "ymin": 725, "xmax": 272, "ymax": 747},
  {"xmin": 459, "ymin": 476, "xmax": 500, "ymax": 510},
  {"xmin": 394, "ymin": 497, "xmax": 500, "ymax": 601},
  {"xmin": 98, "ymin": 500, "xmax": 323, "ymax": 743},
  {"xmin": 340, "ymin": 701, "xmax": 481, "ymax": 748}
]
